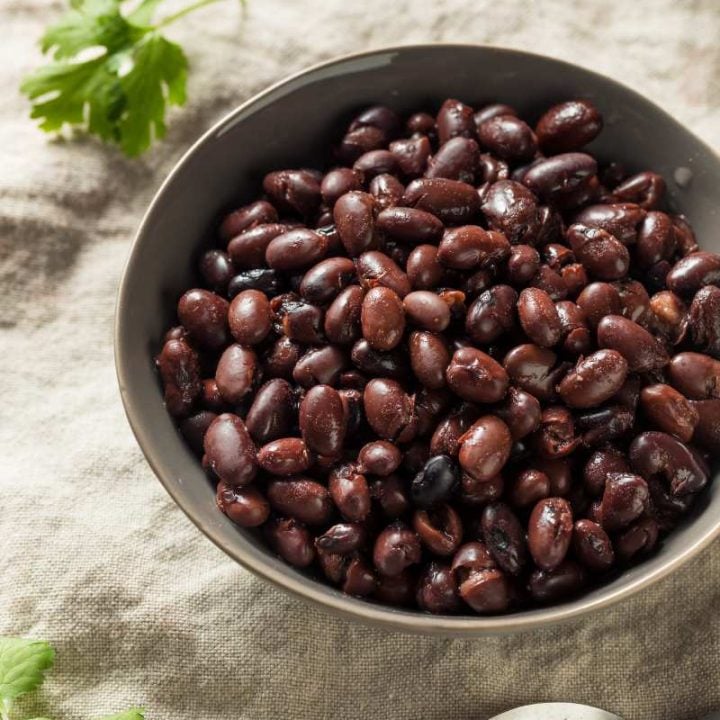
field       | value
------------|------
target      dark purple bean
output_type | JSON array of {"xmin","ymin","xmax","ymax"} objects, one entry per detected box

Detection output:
[
  {"xmin": 613, "ymin": 171, "xmax": 665, "ymax": 210},
  {"xmin": 363, "ymin": 379, "xmax": 417, "ymax": 442},
  {"xmin": 477, "ymin": 115, "xmax": 537, "ymax": 161},
  {"xmin": 535, "ymin": 100, "xmax": 603, "ymax": 154},
  {"xmin": 667, "ymin": 352, "xmax": 720, "ymax": 399},
  {"xmin": 430, "ymin": 405, "xmax": 478, "ymax": 457},
  {"xmin": 371, "ymin": 474, "xmax": 409, "ymax": 518},
  {"xmin": 245, "ymin": 379, "xmax": 295, "ymax": 444},
  {"xmin": 614, "ymin": 278, "xmax": 651, "ymax": 324},
  {"xmin": 180, "ymin": 410, "xmax": 217, "ymax": 454},
  {"xmin": 389, "ymin": 135, "xmax": 432, "ymax": 178},
  {"xmin": 438, "ymin": 226, "xmax": 510, "ymax": 270},
  {"xmin": 528, "ymin": 560, "xmax": 585, "ymax": 603},
  {"xmin": 374, "ymin": 570, "xmax": 416, "ymax": 606},
  {"xmin": 265, "ymin": 518, "xmax": 315, "ymax": 567},
  {"xmin": 507, "ymin": 245, "xmax": 541, "ymax": 285},
  {"xmin": 409, "ymin": 331, "xmax": 450, "ymax": 390},
  {"xmin": 557, "ymin": 349, "xmax": 628, "ymax": 408},
  {"xmin": 517, "ymin": 287, "xmax": 562, "ymax": 348},
  {"xmin": 480, "ymin": 180, "xmax": 539, "ymax": 245},
  {"xmin": 636, "ymin": 211, "xmax": 676, "ymax": 267},
  {"xmin": 267, "ymin": 478, "xmax": 332, "ymax": 525},
  {"xmin": 219, "ymin": 200, "xmax": 278, "ymax": 241},
  {"xmin": 293, "ymin": 346, "xmax": 347, "ymax": 387},
  {"xmin": 299, "ymin": 257, "xmax": 355, "ymax": 305},
  {"xmin": 265, "ymin": 228, "xmax": 329, "ymax": 271},
  {"xmin": 503, "ymin": 344, "xmax": 566, "ymax": 402},
  {"xmin": 600, "ymin": 473, "xmax": 649, "ymax": 530},
  {"xmin": 376, "ymin": 207, "xmax": 444, "ymax": 244},
  {"xmin": 494, "ymin": 386, "xmax": 542, "ymax": 440},
  {"xmin": 407, "ymin": 112, "xmax": 436, "ymax": 136},
  {"xmin": 228, "ymin": 289, "xmax": 271, "ymax": 345},
  {"xmin": 576, "ymin": 405, "xmax": 635, "ymax": 447},
  {"xmin": 465, "ymin": 285, "xmax": 517, "ymax": 344},
  {"xmin": 615, "ymin": 518, "xmax": 660, "ymax": 561},
  {"xmin": 574, "ymin": 202, "xmax": 645, "ymax": 245},
  {"xmin": 583, "ymin": 448, "xmax": 630, "ymax": 497},
  {"xmin": 597, "ymin": 314, "xmax": 669, "ymax": 372},
  {"xmin": 263, "ymin": 169, "xmax": 321, "ymax": 217},
  {"xmin": 356, "ymin": 250, "xmax": 411, "ymax": 297},
  {"xmin": 576, "ymin": 282, "xmax": 622, "ymax": 328},
  {"xmin": 321, "ymin": 168, "xmax": 364, "ymax": 206},
  {"xmin": 413, "ymin": 503, "xmax": 463, "ymax": 556},
  {"xmin": 402, "ymin": 178, "xmax": 480, "ymax": 225},
  {"xmin": 361, "ymin": 286, "xmax": 406, "ymax": 351},
  {"xmin": 369, "ymin": 173, "xmax": 404, "ymax": 211},
  {"xmin": 509, "ymin": 469, "xmax": 551, "ymax": 510},
  {"xmin": 528, "ymin": 497, "xmax": 573, "ymax": 571},
  {"xmin": 204, "ymin": 413, "xmax": 257, "ymax": 486},
  {"xmin": 333, "ymin": 191, "xmax": 376, "ymax": 257},
  {"xmin": 216, "ymin": 482, "xmax": 269, "ymax": 527},
  {"xmin": 315, "ymin": 524, "xmax": 367, "ymax": 555},
  {"xmin": 228, "ymin": 269, "xmax": 283, "ymax": 298},
  {"xmin": 215, "ymin": 344, "xmax": 257, "ymax": 404},
  {"xmin": 373, "ymin": 523, "xmax": 422, "ymax": 576},
  {"xmin": 691, "ymin": 399, "xmax": 720, "ymax": 452},
  {"xmin": 522, "ymin": 153, "xmax": 597, "ymax": 201},
  {"xmin": 407, "ymin": 245, "xmax": 445, "ymax": 290},
  {"xmin": 572, "ymin": 519, "xmax": 614, "ymax": 571},
  {"xmin": 257, "ymin": 437, "xmax": 311, "ymax": 476},
  {"xmin": 459, "ymin": 569, "xmax": 510, "ymax": 613},
  {"xmin": 403, "ymin": 291, "xmax": 451, "ymax": 332},
  {"xmin": 299, "ymin": 385, "xmax": 346, "ymax": 456},
  {"xmin": 329, "ymin": 463, "xmax": 371, "ymax": 522},
  {"xmin": 555, "ymin": 300, "xmax": 592, "ymax": 356},
  {"xmin": 481, "ymin": 502, "xmax": 527, "ymax": 575},
  {"xmin": 629, "ymin": 431, "xmax": 708, "ymax": 496},
  {"xmin": 436, "ymin": 98, "xmax": 476, "ymax": 144},
  {"xmin": 199, "ymin": 249, "xmax": 234, "ymax": 292},
  {"xmin": 351, "ymin": 339, "xmax": 408, "ymax": 380},
  {"xmin": 425, "ymin": 137, "xmax": 479, "ymax": 183},
  {"xmin": 640, "ymin": 384, "xmax": 698, "ymax": 442},
  {"xmin": 349, "ymin": 105, "xmax": 400, "ymax": 137},
  {"xmin": 458, "ymin": 416, "xmax": 513, "ymax": 482},
  {"xmin": 567, "ymin": 224, "xmax": 630, "ymax": 280},
  {"xmin": 227, "ymin": 223, "xmax": 287, "ymax": 269},
  {"xmin": 353, "ymin": 150, "xmax": 397, "ymax": 179},
  {"xmin": 410, "ymin": 454, "xmax": 460, "ymax": 509},
  {"xmin": 560, "ymin": 262, "xmax": 589, "ymax": 297},
  {"xmin": 324, "ymin": 285, "xmax": 363, "ymax": 345},
  {"xmin": 156, "ymin": 338, "xmax": 201, "ymax": 418},
  {"xmin": 358, "ymin": 441, "xmax": 402, "ymax": 476},
  {"xmin": 529, "ymin": 264, "xmax": 568, "ymax": 301},
  {"xmin": 416, "ymin": 563, "xmax": 461, "ymax": 614},
  {"xmin": 446, "ymin": 347, "xmax": 509, "ymax": 404},
  {"xmin": 689, "ymin": 285, "xmax": 720, "ymax": 357},
  {"xmin": 177, "ymin": 288, "xmax": 229, "ymax": 350},
  {"xmin": 534, "ymin": 406, "xmax": 580, "ymax": 459}
]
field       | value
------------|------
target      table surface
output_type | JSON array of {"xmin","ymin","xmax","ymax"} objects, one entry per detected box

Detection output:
[{"xmin": 2, "ymin": 1, "xmax": 719, "ymax": 719}]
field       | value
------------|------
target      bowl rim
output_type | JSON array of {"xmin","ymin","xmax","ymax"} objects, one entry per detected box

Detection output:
[{"xmin": 115, "ymin": 42, "xmax": 720, "ymax": 635}]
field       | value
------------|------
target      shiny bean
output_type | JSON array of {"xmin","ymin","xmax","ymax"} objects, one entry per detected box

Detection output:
[
  {"xmin": 507, "ymin": 245, "xmax": 541, "ymax": 285},
  {"xmin": 477, "ymin": 115, "xmax": 537, "ymax": 161},
  {"xmin": 216, "ymin": 482, "xmax": 270, "ymax": 527},
  {"xmin": 369, "ymin": 173, "xmax": 404, "ymax": 210},
  {"xmin": 636, "ymin": 211, "xmax": 676, "ymax": 267},
  {"xmin": 215, "ymin": 344, "xmax": 257, "ymax": 404},
  {"xmin": 358, "ymin": 441, "xmax": 402, "ymax": 476},
  {"xmin": 356, "ymin": 250, "xmax": 411, "ymax": 297},
  {"xmin": 353, "ymin": 149, "xmax": 397, "ymax": 178},
  {"xmin": 293, "ymin": 346, "xmax": 347, "ymax": 387},
  {"xmin": 446, "ymin": 347, "xmax": 509, "ymax": 403},
  {"xmin": 324, "ymin": 285, "xmax": 363, "ymax": 345},
  {"xmin": 425, "ymin": 136, "xmax": 479, "ymax": 182},
  {"xmin": 407, "ymin": 111, "xmax": 436, "ymax": 136},
  {"xmin": 481, "ymin": 502, "xmax": 527, "ymax": 575},
  {"xmin": 583, "ymin": 448, "xmax": 630, "ymax": 497},
  {"xmin": 535, "ymin": 100, "xmax": 603, "ymax": 154},
  {"xmin": 614, "ymin": 278, "xmax": 651, "ymax": 324},
  {"xmin": 227, "ymin": 223, "xmax": 287, "ymax": 269},
  {"xmin": 299, "ymin": 385, "xmax": 346, "ymax": 456},
  {"xmin": 298, "ymin": 257, "xmax": 355, "ymax": 305},
  {"xmin": 458, "ymin": 416, "xmax": 513, "ymax": 482},
  {"xmin": 332, "ymin": 191, "xmax": 376, "ymax": 257},
  {"xmin": 178, "ymin": 288, "xmax": 229, "ymax": 349},
  {"xmin": 572, "ymin": 519, "xmax": 614, "ymax": 571},
  {"xmin": 597, "ymin": 314, "xmax": 669, "ymax": 372},
  {"xmin": 613, "ymin": 171, "xmax": 665, "ymax": 210},
  {"xmin": 600, "ymin": 473, "xmax": 649, "ymax": 530},
  {"xmin": 263, "ymin": 336, "xmax": 301, "ymax": 379},
  {"xmin": 315, "ymin": 523, "xmax": 367, "ymax": 555},
  {"xmin": 245, "ymin": 379, "xmax": 295, "ymax": 443},
  {"xmin": 494, "ymin": 386, "xmax": 542, "ymax": 440},
  {"xmin": 156, "ymin": 338, "xmax": 201, "ymax": 418},
  {"xmin": 555, "ymin": 300, "xmax": 592, "ymax": 356},
  {"xmin": 522, "ymin": 153, "xmax": 597, "ymax": 201},
  {"xmin": 267, "ymin": 478, "xmax": 332, "ymax": 525},
  {"xmin": 503, "ymin": 344, "xmax": 566, "ymax": 401},
  {"xmin": 180, "ymin": 410, "xmax": 217, "ymax": 453},
  {"xmin": 528, "ymin": 497, "xmax": 573, "ymax": 571},
  {"xmin": 465, "ymin": 285, "xmax": 517, "ymax": 344},
  {"xmin": 199, "ymin": 249, "xmax": 234, "ymax": 293},
  {"xmin": 534, "ymin": 406, "xmax": 580, "ymax": 459},
  {"xmin": 361, "ymin": 286, "xmax": 406, "ymax": 351},
  {"xmin": 517, "ymin": 287, "xmax": 562, "ymax": 347},
  {"xmin": 509, "ymin": 469, "xmax": 551, "ymax": 509},
  {"xmin": 411, "ymin": 454, "xmax": 460, "ymax": 509},
  {"xmin": 691, "ymin": 399, "xmax": 720, "ymax": 452},
  {"xmin": 376, "ymin": 209, "xmax": 444, "ymax": 247},
  {"xmin": 689, "ymin": 285, "xmax": 720, "ymax": 357},
  {"xmin": 228, "ymin": 268, "xmax": 283, "ymax": 298},
  {"xmin": 615, "ymin": 518, "xmax": 660, "ymax": 561},
  {"xmin": 265, "ymin": 228, "xmax": 329, "ymax": 271},
  {"xmin": 329, "ymin": 463, "xmax": 371, "ymax": 521},
  {"xmin": 371, "ymin": 474, "xmax": 410, "ymax": 518},
  {"xmin": 363, "ymin": 378, "xmax": 417, "ymax": 442},
  {"xmin": 263, "ymin": 169, "xmax": 321, "ymax": 217},
  {"xmin": 402, "ymin": 178, "xmax": 481, "ymax": 224},
  {"xmin": 265, "ymin": 517, "xmax": 315, "ymax": 567},
  {"xmin": 557, "ymin": 349, "xmax": 628, "ymax": 408},
  {"xmin": 576, "ymin": 282, "xmax": 622, "ymax": 328},
  {"xmin": 574, "ymin": 202, "xmax": 645, "ymax": 245},
  {"xmin": 438, "ymin": 226, "xmax": 510, "ymax": 270},
  {"xmin": 373, "ymin": 523, "xmax": 422, "ymax": 576},
  {"xmin": 402, "ymin": 291, "xmax": 451, "ymax": 332},
  {"xmin": 219, "ymin": 200, "xmax": 278, "ymax": 241},
  {"xmin": 459, "ymin": 569, "xmax": 510, "ymax": 613},
  {"xmin": 436, "ymin": 98, "xmax": 476, "ymax": 144},
  {"xmin": 389, "ymin": 135, "xmax": 432, "ymax": 178},
  {"xmin": 204, "ymin": 413, "xmax": 257, "ymax": 486},
  {"xmin": 667, "ymin": 352, "xmax": 720, "ymax": 399},
  {"xmin": 576, "ymin": 405, "xmax": 634, "ymax": 448},
  {"xmin": 640, "ymin": 384, "xmax": 698, "ymax": 442},
  {"xmin": 409, "ymin": 331, "xmax": 451, "ymax": 390},
  {"xmin": 430, "ymin": 405, "xmax": 478, "ymax": 457},
  {"xmin": 567, "ymin": 224, "xmax": 630, "ymax": 280},
  {"xmin": 228, "ymin": 290, "xmax": 271, "ymax": 345},
  {"xmin": 321, "ymin": 168, "xmax": 364, "ymax": 206},
  {"xmin": 529, "ymin": 264, "xmax": 568, "ymax": 301},
  {"xmin": 528, "ymin": 560, "xmax": 585, "ymax": 603},
  {"xmin": 416, "ymin": 563, "xmax": 461, "ymax": 614},
  {"xmin": 480, "ymin": 180, "xmax": 539, "ymax": 244},
  {"xmin": 413, "ymin": 503, "xmax": 463, "ymax": 556},
  {"xmin": 257, "ymin": 437, "xmax": 311, "ymax": 475}
]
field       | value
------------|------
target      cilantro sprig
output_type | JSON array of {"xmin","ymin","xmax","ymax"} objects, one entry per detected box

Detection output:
[
  {"xmin": 0, "ymin": 636, "xmax": 142, "ymax": 720},
  {"xmin": 20, "ymin": 0, "xmax": 234, "ymax": 156}
]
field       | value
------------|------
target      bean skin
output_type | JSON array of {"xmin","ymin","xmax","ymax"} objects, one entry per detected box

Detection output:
[
  {"xmin": 517, "ymin": 288, "xmax": 562, "ymax": 348},
  {"xmin": 436, "ymin": 98, "xmax": 476, "ymax": 144},
  {"xmin": 528, "ymin": 497, "xmax": 573, "ymax": 571},
  {"xmin": 358, "ymin": 441, "xmax": 402, "ymax": 476},
  {"xmin": 509, "ymin": 469, "xmax": 551, "ymax": 509},
  {"xmin": 373, "ymin": 523, "xmax": 422, "ymax": 576},
  {"xmin": 503, "ymin": 344, "xmax": 566, "ymax": 402},
  {"xmin": 425, "ymin": 137, "xmax": 479, "ymax": 182},
  {"xmin": 245, "ymin": 379, "xmax": 295, "ymax": 444},
  {"xmin": 324, "ymin": 285, "xmax": 363, "ymax": 345},
  {"xmin": 597, "ymin": 315, "xmax": 669, "ymax": 372},
  {"xmin": 458, "ymin": 416, "xmax": 513, "ymax": 482},
  {"xmin": 413, "ymin": 503, "xmax": 463, "ymax": 556},
  {"xmin": 204, "ymin": 413, "xmax": 257, "ymax": 487},
  {"xmin": 640, "ymin": 384, "xmax": 699, "ymax": 442},
  {"xmin": 227, "ymin": 223, "xmax": 288, "ymax": 269},
  {"xmin": 178, "ymin": 289, "xmax": 229, "ymax": 350},
  {"xmin": 600, "ymin": 473, "xmax": 649, "ymax": 530},
  {"xmin": 689, "ymin": 285, "xmax": 720, "ymax": 357},
  {"xmin": 572, "ymin": 519, "xmax": 614, "ymax": 571},
  {"xmin": 409, "ymin": 331, "xmax": 451, "ymax": 390},
  {"xmin": 321, "ymin": 168, "xmax": 364, "ymax": 205},
  {"xmin": 267, "ymin": 478, "xmax": 333, "ymax": 525},
  {"xmin": 438, "ymin": 226, "xmax": 510, "ymax": 270},
  {"xmin": 446, "ymin": 347, "xmax": 509, "ymax": 404},
  {"xmin": 299, "ymin": 385, "xmax": 346, "ymax": 456},
  {"xmin": 293, "ymin": 346, "xmax": 347, "ymax": 388},
  {"xmin": 361, "ymin": 286, "xmax": 406, "ymax": 351},
  {"xmin": 216, "ymin": 482, "xmax": 270, "ymax": 527},
  {"xmin": 156, "ymin": 338, "xmax": 201, "ymax": 418},
  {"xmin": 333, "ymin": 191, "xmax": 376, "ymax": 257},
  {"xmin": 583, "ymin": 448, "xmax": 630, "ymax": 497},
  {"xmin": 480, "ymin": 180, "xmax": 539, "ymax": 244},
  {"xmin": 613, "ymin": 171, "xmax": 665, "ymax": 210},
  {"xmin": 477, "ymin": 115, "xmax": 537, "ymax": 162},
  {"xmin": 219, "ymin": 200, "xmax": 278, "ymax": 241},
  {"xmin": 356, "ymin": 251, "xmax": 411, "ymax": 298},
  {"xmin": 265, "ymin": 518, "xmax": 315, "ymax": 568},
  {"xmin": 557, "ymin": 349, "xmax": 628, "ymax": 408},
  {"xmin": 536, "ymin": 100, "xmax": 603, "ymax": 154},
  {"xmin": 494, "ymin": 386, "xmax": 542, "ymax": 440},
  {"xmin": 667, "ymin": 352, "xmax": 720, "ymax": 399},
  {"xmin": 299, "ymin": 257, "xmax": 356, "ymax": 305},
  {"xmin": 363, "ymin": 379, "xmax": 416, "ymax": 442},
  {"xmin": 522, "ymin": 153, "xmax": 597, "ymax": 201},
  {"xmin": 376, "ymin": 207, "xmax": 444, "ymax": 244},
  {"xmin": 389, "ymin": 135, "xmax": 432, "ymax": 178},
  {"xmin": 567, "ymin": 224, "xmax": 630, "ymax": 280},
  {"xmin": 215, "ymin": 344, "xmax": 257, "ymax": 404},
  {"xmin": 402, "ymin": 178, "xmax": 481, "ymax": 225},
  {"xmin": 266, "ymin": 228, "xmax": 329, "ymax": 271},
  {"xmin": 576, "ymin": 282, "xmax": 622, "ymax": 328},
  {"xmin": 407, "ymin": 245, "xmax": 445, "ymax": 289},
  {"xmin": 459, "ymin": 569, "xmax": 510, "ymax": 613},
  {"xmin": 228, "ymin": 290, "xmax": 271, "ymax": 345},
  {"xmin": 416, "ymin": 563, "xmax": 461, "ymax": 614},
  {"xmin": 465, "ymin": 285, "xmax": 517, "ymax": 344},
  {"xmin": 257, "ymin": 438, "xmax": 312, "ymax": 476},
  {"xmin": 403, "ymin": 291, "xmax": 451, "ymax": 332},
  {"xmin": 481, "ymin": 502, "xmax": 527, "ymax": 575}
]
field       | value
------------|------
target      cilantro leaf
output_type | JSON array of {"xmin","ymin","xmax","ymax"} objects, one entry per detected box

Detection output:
[
  {"xmin": 20, "ymin": 0, "xmax": 225, "ymax": 156},
  {"xmin": 99, "ymin": 708, "xmax": 145, "ymax": 720},
  {"xmin": 0, "ymin": 637, "xmax": 55, "ymax": 702}
]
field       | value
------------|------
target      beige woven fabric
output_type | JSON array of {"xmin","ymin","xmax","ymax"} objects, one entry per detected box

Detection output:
[{"xmin": 2, "ymin": 1, "xmax": 719, "ymax": 718}]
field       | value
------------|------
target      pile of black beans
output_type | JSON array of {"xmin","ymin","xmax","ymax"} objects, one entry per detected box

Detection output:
[{"xmin": 156, "ymin": 97, "xmax": 720, "ymax": 614}]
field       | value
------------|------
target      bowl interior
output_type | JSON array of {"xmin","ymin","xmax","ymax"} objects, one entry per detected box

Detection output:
[{"xmin": 116, "ymin": 45, "xmax": 720, "ymax": 635}]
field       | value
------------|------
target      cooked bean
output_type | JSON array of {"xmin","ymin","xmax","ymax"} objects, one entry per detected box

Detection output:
[
  {"xmin": 228, "ymin": 290, "xmax": 271, "ymax": 345},
  {"xmin": 557, "ymin": 349, "xmax": 628, "ymax": 408},
  {"xmin": 324, "ymin": 285, "xmax": 363, "ymax": 345},
  {"xmin": 613, "ymin": 171, "xmax": 665, "ymax": 210},
  {"xmin": 358, "ymin": 441, "xmax": 402, "ymax": 476},
  {"xmin": 458, "ymin": 416, "xmax": 512, "ymax": 482},
  {"xmin": 361, "ymin": 286, "xmax": 406, "ymax": 351},
  {"xmin": 583, "ymin": 448, "xmax": 630, "ymax": 497},
  {"xmin": 263, "ymin": 169, "xmax": 321, "ymax": 216},
  {"xmin": 373, "ymin": 523, "xmax": 422, "ymax": 576},
  {"xmin": 356, "ymin": 250, "xmax": 411, "ymax": 297},
  {"xmin": 369, "ymin": 173, "xmax": 404, "ymax": 210},
  {"xmin": 600, "ymin": 473, "xmax": 649, "ymax": 530},
  {"xmin": 438, "ymin": 225, "xmax": 510, "ymax": 270},
  {"xmin": 689, "ymin": 285, "xmax": 720, "ymax": 357},
  {"xmin": 615, "ymin": 518, "xmax": 660, "ymax": 561},
  {"xmin": 459, "ymin": 569, "xmax": 510, "ymax": 613},
  {"xmin": 576, "ymin": 281, "xmax": 622, "ymax": 327},
  {"xmin": 321, "ymin": 168, "xmax": 364, "ymax": 205},
  {"xmin": 413, "ymin": 503, "xmax": 463, "ymax": 555},
  {"xmin": 411, "ymin": 454, "xmax": 460, "ymax": 509},
  {"xmin": 402, "ymin": 178, "xmax": 481, "ymax": 224},
  {"xmin": 216, "ymin": 482, "xmax": 269, "ymax": 527},
  {"xmin": 265, "ymin": 517, "xmax": 315, "ymax": 567},
  {"xmin": 403, "ymin": 291, "xmax": 451, "ymax": 332},
  {"xmin": 509, "ymin": 469, "xmax": 551, "ymax": 509},
  {"xmin": 364, "ymin": 379, "xmax": 416, "ymax": 442},
  {"xmin": 528, "ymin": 560, "xmax": 585, "ymax": 603},
  {"xmin": 266, "ymin": 228, "xmax": 329, "ymax": 271},
  {"xmin": 353, "ymin": 149, "xmax": 397, "ymax": 178},
  {"xmin": 572, "ymin": 519, "xmax": 614, "ymax": 571},
  {"xmin": 299, "ymin": 257, "xmax": 355, "ymax": 305},
  {"xmin": 220, "ymin": 200, "xmax": 278, "ymax": 241},
  {"xmin": 494, "ymin": 386, "xmax": 542, "ymax": 440},
  {"xmin": 245, "ymin": 379, "xmax": 295, "ymax": 443},
  {"xmin": 667, "ymin": 352, "xmax": 720, "ymax": 399},
  {"xmin": 507, "ymin": 245, "xmax": 541, "ymax": 285},
  {"xmin": 406, "ymin": 244, "xmax": 446, "ymax": 289},
  {"xmin": 536, "ymin": 100, "xmax": 603, "ymax": 154},
  {"xmin": 267, "ymin": 478, "xmax": 332, "ymax": 525},
  {"xmin": 215, "ymin": 344, "xmax": 257, "ymax": 404},
  {"xmin": 503, "ymin": 344, "xmax": 566, "ymax": 401},
  {"xmin": 416, "ymin": 563, "xmax": 461, "ymax": 614},
  {"xmin": 522, "ymin": 153, "xmax": 597, "ymax": 201},
  {"xmin": 178, "ymin": 288, "xmax": 229, "ymax": 349},
  {"xmin": 480, "ymin": 180, "xmax": 539, "ymax": 244},
  {"xmin": 299, "ymin": 385, "xmax": 346, "ymax": 456},
  {"xmin": 156, "ymin": 338, "xmax": 201, "ymax": 418},
  {"xmin": 535, "ymin": 406, "xmax": 580, "ymax": 459},
  {"xmin": 640, "ymin": 384, "xmax": 699, "ymax": 442},
  {"xmin": 389, "ymin": 135, "xmax": 432, "ymax": 178},
  {"xmin": 636, "ymin": 211, "xmax": 676, "ymax": 267},
  {"xmin": 517, "ymin": 288, "xmax": 562, "ymax": 347},
  {"xmin": 436, "ymin": 98, "xmax": 476, "ymax": 144},
  {"xmin": 477, "ymin": 115, "xmax": 537, "ymax": 161},
  {"xmin": 228, "ymin": 268, "xmax": 283, "ymax": 298},
  {"xmin": 257, "ymin": 438, "xmax": 311, "ymax": 475},
  {"xmin": 528, "ymin": 498, "xmax": 573, "ymax": 571},
  {"xmin": 181, "ymin": 410, "xmax": 217, "ymax": 453},
  {"xmin": 204, "ymin": 413, "xmax": 257, "ymax": 486},
  {"xmin": 329, "ymin": 463, "xmax": 371, "ymax": 521},
  {"xmin": 465, "ymin": 285, "xmax": 517, "ymax": 344},
  {"xmin": 446, "ymin": 347, "xmax": 509, "ymax": 403},
  {"xmin": 481, "ymin": 502, "xmax": 527, "ymax": 575},
  {"xmin": 597, "ymin": 314, "xmax": 669, "ymax": 372},
  {"xmin": 567, "ymin": 224, "xmax": 630, "ymax": 280},
  {"xmin": 409, "ymin": 331, "xmax": 451, "ymax": 390},
  {"xmin": 425, "ymin": 137, "xmax": 479, "ymax": 182},
  {"xmin": 691, "ymin": 399, "xmax": 720, "ymax": 452},
  {"xmin": 293, "ymin": 346, "xmax": 347, "ymax": 387}
]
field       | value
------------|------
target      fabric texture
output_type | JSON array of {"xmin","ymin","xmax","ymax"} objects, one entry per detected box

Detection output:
[{"xmin": 2, "ymin": 1, "xmax": 719, "ymax": 718}]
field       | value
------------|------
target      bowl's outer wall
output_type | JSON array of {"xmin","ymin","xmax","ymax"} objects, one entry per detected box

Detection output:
[{"xmin": 116, "ymin": 45, "xmax": 720, "ymax": 636}]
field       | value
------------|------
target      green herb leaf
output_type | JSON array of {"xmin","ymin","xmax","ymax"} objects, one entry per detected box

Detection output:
[
  {"xmin": 0, "ymin": 637, "xmax": 55, "ymax": 702},
  {"xmin": 98, "ymin": 708, "xmax": 145, "ymax": 720}
]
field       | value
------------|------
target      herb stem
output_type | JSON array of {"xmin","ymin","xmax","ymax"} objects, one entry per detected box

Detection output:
[{"xmin": 153, "ymin": 0, "xmax": 225, "ymax": 29}]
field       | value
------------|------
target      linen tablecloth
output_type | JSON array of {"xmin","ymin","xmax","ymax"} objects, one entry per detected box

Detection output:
[{"xmin": 2, "ymin": 1, "xmax": 719, "ymax": 718}]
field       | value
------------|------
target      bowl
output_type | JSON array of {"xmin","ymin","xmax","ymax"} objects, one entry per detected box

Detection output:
[{"xmin": 115, "ymin": 44, "xmax": 720, "ymax": 636}]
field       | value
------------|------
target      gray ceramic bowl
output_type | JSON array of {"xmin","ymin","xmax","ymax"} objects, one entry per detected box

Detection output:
[{"xmin": 115, "ymin": 44, "xmax": 720, "ymax": 636}]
